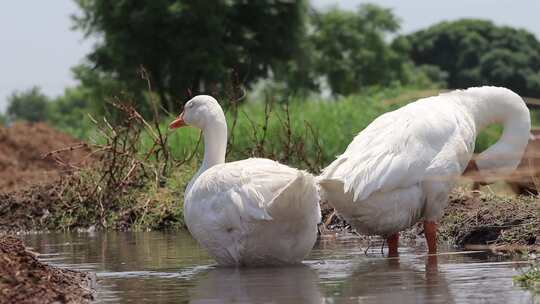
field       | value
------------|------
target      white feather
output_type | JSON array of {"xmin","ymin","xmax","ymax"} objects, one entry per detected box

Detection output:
[
  {"xmin": 176, "ymin": 95, "xmax": 321, "ymax": 266},
  {"xmin": 319, "ymin": 86, "xmax": 530, "ymax": 236},
  {"xmin": 185, "ymin": 158, "xmax": 320, "ymax": 266}
]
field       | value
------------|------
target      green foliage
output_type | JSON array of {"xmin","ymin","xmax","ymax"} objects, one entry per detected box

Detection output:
[
  {"xmin": 6, "ymin": 87, "xmax": 49, "ymax": 122},
  {"xmin": 271, "ymin": 19, "xmax": 319, "ymax": 96},
  {"xmin": 70, "ymin": 64, "xmax": 129, "ymax": 115},
  {"xmin": 46, "ymin": 65, "xmax": 132, "ymax": 138},
  {"xmin": 405, "ymin": 19, "xmax": 540, "ymax": 97},
  {"xmin": 514, "ymin": 264, "xmax": 540, "ymax": 292},
  {"xmin": 166, "ymin": 86, "xmax": 441, "ymax": 170},
  {"xmin": 59, "ymin": 86, "xmax": 510, "ymax": 172},
  {"xmin": 73, "ymin": 0, "xmax": 308, "ymax": 109},
  {"xmin": 475, "ymin": 124, "xmax": 503, "ymax": 153},
  {"xmin": 47, "ymin": 86, "xmax": 94, "ymax": 138},
  {"xmin": 0, "ymin": 113, "xmax": 6, "ymax": 125},
  {"xmin": 310, "ymin": 4, "xmax": 410, "ymax": 95}
]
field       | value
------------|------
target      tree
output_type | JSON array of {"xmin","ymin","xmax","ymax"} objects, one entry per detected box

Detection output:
[
  {"xmin": 310, "ymin": 4, "xmax": 409, "ymax": 95},
  {"xmin": 73, "ymin": 0, "xmax": 308, "ymax": 109},
  {"xmin": 405, "ymin": 19, "xmax": 540, "ymax": 97},
  {"xmin": 6, "ymin": 87, "xmax": 49, "ymax": 122},
  {"xmin": 48, "ymin": 86, "xmax": 93, "ymax": 138},
  {"xmin": 70, "ymin": 64, "xmax": 129, "ymax": 115}
]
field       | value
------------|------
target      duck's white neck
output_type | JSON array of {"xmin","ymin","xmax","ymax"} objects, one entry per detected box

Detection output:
[
  {"xmin": 186, "ymin": 118, "xmax": 228, "ymax": 194},
  {"xmin": 458, "ymin": 87, "xmax": 530, "ymax": 177}
]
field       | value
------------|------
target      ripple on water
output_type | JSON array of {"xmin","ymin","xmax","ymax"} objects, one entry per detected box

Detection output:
[{"xmin": 22, "ymin": 231, "xmax": 538, "ymax": 304}]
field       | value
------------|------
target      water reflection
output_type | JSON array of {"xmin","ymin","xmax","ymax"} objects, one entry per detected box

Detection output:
[
  {"xmin": 328, "ymin": 255, "xmax": 454, "ymax": 304},
  {"xmin": 189, "ymin": 265, "xmax": 322, "ymax": 304},
  {"xmin": 22, "ymin": 231, "xmax": 537, "ymax": 304}
]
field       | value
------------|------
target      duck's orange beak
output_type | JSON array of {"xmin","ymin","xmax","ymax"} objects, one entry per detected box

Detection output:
[{"xmin": 169, "ymin": 112, "xmax": 186, "ymax": 129}]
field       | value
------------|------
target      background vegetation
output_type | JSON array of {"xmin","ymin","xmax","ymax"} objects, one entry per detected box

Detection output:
[
  {"xmin": 405, "ymin": 19, "xmax": 540, "ymax": 98},
  {"xmin": 2, "ymin": 0, "xmax": 540, "ymax": 170}
]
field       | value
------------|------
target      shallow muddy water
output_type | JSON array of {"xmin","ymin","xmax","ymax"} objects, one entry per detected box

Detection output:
[{"xmin": 23, "ymin": 231, "xmax": 538, "ymax": 303}]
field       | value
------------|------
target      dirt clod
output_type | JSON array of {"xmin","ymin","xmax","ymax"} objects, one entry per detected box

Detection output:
[{"xmin": 0, "ymin": 235, "xmax": 94, "ymax": 304}]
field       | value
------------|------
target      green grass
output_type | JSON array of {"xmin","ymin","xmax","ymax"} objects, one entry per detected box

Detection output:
[
  {"xmin": 162, "ymin": 86, "xmax": 530, "ymax": 171},
  {"xmin": 0, "ymin": 164, "xmax": 196, "ymax": 232},
  {"xmin": 514, "ymin": 264, "xmax": 540, "ymax": 292},
  {"xmin": 55, "ymin": 86, "xmax": 540, "ymax": 172},
  {"xmin": 163, "ymin": 86, "xmax": 451, "ymax": 171}
]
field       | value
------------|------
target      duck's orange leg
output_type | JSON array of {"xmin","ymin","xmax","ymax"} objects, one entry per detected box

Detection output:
[
  {"xmin": 424, "ymin": 221, "xmax": 438, "ymax": 254},
  {"xmin": 386, "ymin": 233, "xmax": 399, "ymax": 256}
]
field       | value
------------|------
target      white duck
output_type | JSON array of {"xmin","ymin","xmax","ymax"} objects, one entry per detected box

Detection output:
[
  {"xmin": 318, "ymin": 86, "xmax": 530, "ymax": 255},
  {"xmin": 169, "ymin": 95, "xmax": 321, "ymax": 266}
]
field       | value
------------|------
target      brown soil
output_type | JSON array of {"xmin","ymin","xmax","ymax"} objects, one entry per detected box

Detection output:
[
  {"xmin": 0, "ymin": 122, "xmax": 90, "ymax": 193},
  {"xmin": 0, "ymin": 235, "xmax": 94, "ymax": 304},
  {"xmin": 438, "ymin": 191, "xmax": 540, "ymax": 253},
  {"xmin": 0, "ymin": 183, "xmax": 65, "ymax": 232}
]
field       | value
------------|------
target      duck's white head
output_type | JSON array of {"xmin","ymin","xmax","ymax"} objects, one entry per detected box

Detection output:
[
  {"xmin": 169, "ymin": 95, "xmax": 228, "ymax": 194},
  {"xmin": 169, "ymin": 95, "xmax": 226, "ymax": 130}
]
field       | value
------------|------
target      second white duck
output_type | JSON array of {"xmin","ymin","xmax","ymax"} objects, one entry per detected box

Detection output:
[
  {"xmin": 169, "ymin": 95, "xmax": 321, "ymax": 266},
  {"xmin": 318, "ymin": 86, "xmax": 530, "ymax": 255}
]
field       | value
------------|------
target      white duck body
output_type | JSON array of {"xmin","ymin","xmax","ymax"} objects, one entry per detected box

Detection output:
[
  {"xmin": 185, "ymin": 158, "xmax": 320, "ymax": 266},
  {"xmin": 171, "ymin": 95, "xmax": 321, "ymax": 267},
  {"xmin": 319, "ymin": 87, "xmax": 530, "ymax": 237}
]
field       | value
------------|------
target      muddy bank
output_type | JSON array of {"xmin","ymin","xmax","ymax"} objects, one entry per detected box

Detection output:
[
  {"xmin": 0, "ymin": 121, "xmax": 186, "ymax": 232},
  {"xmin": 0, "ymin": 122, "xmax": 89, "ymax": 192},
  {"xmin": 438, "ymin": 191, "xmax": 539, "ymax": 253},
  {"xmin": 0, "ymin": 172, "xmax": 185, "ymax": 232},
  {"xmin": 0, "ymin": 235, "xmax": 94, "ymax": 304},
  {"xmin": 0, "ymin": 183, "xmax": 74, "ymax": 232}
]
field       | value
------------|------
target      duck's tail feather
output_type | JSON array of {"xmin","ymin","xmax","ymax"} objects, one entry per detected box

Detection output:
[{"xmin": 267, "ymin": 170, "xmax": 321, "ymax": 224}]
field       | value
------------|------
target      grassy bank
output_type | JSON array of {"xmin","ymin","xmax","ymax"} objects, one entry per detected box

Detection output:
[
  {"xmin": 2, "ymin": 86, "xmax": 539, "ymax": 236},
  {"xmin": 514, "ymin": 264, "xmax": 540, "ymax": 293},
  {"xmin": 0, "ymin": 104, "xmax": 195, "ymax": 232},
  {"xmin": 0, "ymin": 167, "xmax": 193, "ymax": 232}
]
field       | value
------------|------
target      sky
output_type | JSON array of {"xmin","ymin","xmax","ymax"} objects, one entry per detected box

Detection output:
[{"xmin": 1, "ymin": 0, "xmax": 540, "ymax": 112}]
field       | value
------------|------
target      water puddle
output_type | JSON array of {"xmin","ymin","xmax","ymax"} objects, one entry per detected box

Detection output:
[{"xmin": 23, "ymin": 231, "xmax": 538, "ymax": 303}]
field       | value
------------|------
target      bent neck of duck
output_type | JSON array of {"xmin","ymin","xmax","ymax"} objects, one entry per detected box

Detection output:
[
  {"xmin": 187, "ymin": 119, "xmax": 228, "ymax": 193},
  {"xmin": 460, "ymin": 87, "xmax": 531, "ymax": 175}
]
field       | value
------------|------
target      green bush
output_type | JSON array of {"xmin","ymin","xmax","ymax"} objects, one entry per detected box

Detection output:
[
  {"xmin": 405, "ymin": 19, "xmax": 540, "ymax": 97},
  {"xmin": 6, "ymin": 87, "xmax": 49, "ymax": 123},
  {"xmin": 514, "ymin": 264, "xmax": 540, "ymax": 292}
]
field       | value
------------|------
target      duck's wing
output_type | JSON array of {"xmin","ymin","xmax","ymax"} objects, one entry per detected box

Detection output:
[
  {"xmin": 188, "ymin": 158, "xmax": 319, "ymax": 222},
  {"xmin": 319, "ymin": 105, "xmax": 461, "ymax": 202}
]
